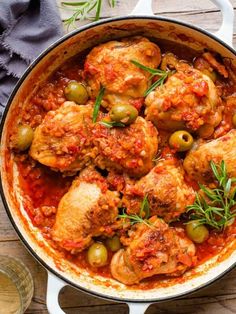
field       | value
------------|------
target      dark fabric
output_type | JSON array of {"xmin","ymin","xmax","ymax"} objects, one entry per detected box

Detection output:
[{"xmin": 0, "ymin": 0, "xmax": 63, "ymax": 115}]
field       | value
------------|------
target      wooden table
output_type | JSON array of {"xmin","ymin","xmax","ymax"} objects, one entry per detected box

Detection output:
[{"xmin": 1, "ymin": 0, "xmax": 236, "ymax": 313}]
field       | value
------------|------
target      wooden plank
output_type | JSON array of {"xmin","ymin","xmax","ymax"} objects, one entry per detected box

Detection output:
[
  {"xmin": 57, "ymin": 0, "xmax": 236, "ymax": 48},
  {"xmin": 57, "ymin": 0, "xmax": 236, "ymax": 20},
  {"xmin": 0, "ymin": 202, "xmax": 18, "ymax": 241},
  {"xmin": 154, "ymin": 0, "xmax": 236, "ymax": 13}
]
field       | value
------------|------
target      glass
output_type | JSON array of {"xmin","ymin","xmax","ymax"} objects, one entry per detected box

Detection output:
[{"xmin": 0, "ymin": 256, "xmax": 34, "ymax": 314}]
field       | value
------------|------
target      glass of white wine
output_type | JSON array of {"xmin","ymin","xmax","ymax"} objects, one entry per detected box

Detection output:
[{"xmin": 0, "ymin": 256, "xmax": 34, "ymax": 314}]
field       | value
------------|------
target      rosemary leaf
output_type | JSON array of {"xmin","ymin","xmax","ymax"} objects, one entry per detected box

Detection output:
[
  {"xmin": 62, "ymin": 2, "xmax": 87, "ymax": 6},
  {"xmin": 95, "ymin": 0, "xmax": 102, "ymax": 21},
  {"xmin": 144, "ymin": 75, "xmax": 167, "ymax": 96},
  {"xmin": 118, "ymin": 211, "xmax": 153, "ymax": 229},
  {"xmin": 139, "ymin": 195, "xmax": 150, "ymax": 219},
  {"xmin": 99, "ymin": 121, "xmax": 126, "ymax": 128},
  {"xmin": 92, "ymin": 86, "xmax": 105, "ymax": 123},
  {"xmin": 131, "ymin": 60, "xmax": 167, "ymax": 75}
]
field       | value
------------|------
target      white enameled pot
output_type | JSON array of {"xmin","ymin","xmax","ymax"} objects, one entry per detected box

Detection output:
[{"xmin": 0, "ymin": 1, "xmax": 235, "ymax": 313}]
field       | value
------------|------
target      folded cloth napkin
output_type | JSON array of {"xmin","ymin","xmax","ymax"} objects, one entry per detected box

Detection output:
[{"xmin": 0, "ymin": 0, "xmax": 64, "ymax": 117}]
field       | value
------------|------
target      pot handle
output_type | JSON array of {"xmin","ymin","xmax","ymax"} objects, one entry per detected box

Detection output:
[
  {"xmin": 46, "ymin": 272, "xmax": 67, "ymax": 314},
  {"xmin": 46, "ymin": 273, "xmax": 152, "ymax": 313},
  {"xmin": 127, "ymin": 302, "xmax": 150, "ymax": 313},
  {"xmin": 131, "ymin": 0, "xmax": 234, "ymax": 47},
  {"xmin": 212, "ymin": 0, "xmax": 234, "ymax": 47}
]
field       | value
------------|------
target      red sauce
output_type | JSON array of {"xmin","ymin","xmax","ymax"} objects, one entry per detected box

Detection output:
[{"xmin": 16, "ymin": 157, "xmax": 73, "ymax": 233}]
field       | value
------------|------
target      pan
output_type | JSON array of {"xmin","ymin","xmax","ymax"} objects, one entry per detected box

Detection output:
[{"xmin": 0, "ymin": 0, "xmax": 235, "ymax": 313}]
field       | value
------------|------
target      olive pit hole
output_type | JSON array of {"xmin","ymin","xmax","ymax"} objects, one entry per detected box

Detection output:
[{"xmin": 182, "ymin": 134, "xmax": 189, "ymax": 142}]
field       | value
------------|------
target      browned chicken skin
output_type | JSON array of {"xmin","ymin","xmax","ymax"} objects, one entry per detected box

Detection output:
[
  {"xmin": 92, "ymin": 116, "xmax": 158, "ymax": 177},
  {"xmin": 111, "ymin": 217, "xmax": 196, "ymax": 285},
  {"xmin": 123, "ymin": 159, "xmax": 195, "ymax": 222},
  {"xmin": 84, "ymin": 36, "xmax": 161, "ymax": 109},
  {"xmin": 51, "ymin": 167, "xmax": 120, "ymax": 253},
  {"xmin": 30, "ymin": 101, "xmax": 158, "ymax": 177},
  {"xmin": 183, "ymin": 129, "xmax": 236, "ymax": 184},
  {"xmin": 29, "ymin": 102, "xmax": 95, "ymax": 172},
  {"xmin": 145, "ymin": 58, "xmax": 222, "ymax": 132}
]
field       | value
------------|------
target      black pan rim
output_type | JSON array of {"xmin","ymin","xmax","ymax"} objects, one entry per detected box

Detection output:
[{"xmin": 0, "ymin": 14, "xmax": 236, "ymax": 304}]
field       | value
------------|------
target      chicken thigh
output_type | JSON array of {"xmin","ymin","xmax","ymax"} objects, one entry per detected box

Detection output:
[
  {"xmin": 92, "ymin": 116, "xmax": 158, "ymax": 177},
  {"xmin": 84, "ymin": 36, "xmax": 161, "ymax": 109},
  {"xmin": 183, "ymin": 129, "xmax": 236, "ymax": 184},
  {"xmin": 52, "ymin": 167, "xmax": 120, "ymax": 253},
  {"xmin": 30, "ymin": 102, "xmax": 95, "ymax": 172},
  {"xmin": 123, "ymin": 159, "xmax": 195, "ymax": 222},
  {"xmin": 111, "ymin": 217, "xmax": 196, "ymax": 285},
  {"xmin": 145, "ymin": 65, "xmax": 222, "ymax": 131}
]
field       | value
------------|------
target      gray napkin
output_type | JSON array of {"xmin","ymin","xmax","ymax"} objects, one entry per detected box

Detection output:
[{"xmin": 0, "ymin": 0, "xmax": 64, "ymax": 116}]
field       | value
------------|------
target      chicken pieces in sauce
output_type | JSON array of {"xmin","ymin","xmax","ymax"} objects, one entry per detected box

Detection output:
[
  {"xmin": 29, "ymin": 101, "xmax": 95, "ymax": 173},
  {"xmin": 183, "ymin": 129, "xmax": 236, "ymax": 184},
  {"xmin": 52, "ymin": 167, "xmax": 120, "ymax": 253},
  {"xmin": 145, "ymin": 56, "xmax": 222, "ymax": 132},
  {"xmin": 92, "ymin": 116, "xmax": 158, "ymax": 177},
  {"xmin": 85, "ymin": 36, "xmax": 161, "ymax": 109},
  {"xmin": 30, "ymin": 100, "xmax": 158, "ymax": 177},
  {"xmin": 111, "ymin": 217, "xmax": 196, "ymax": 285},
  {"xmin": 10, "ymin": 35, "xmax": 236, "ymax": 287},
  {"xmin": 123, "ymin": 159, "xmax": 195, "ymax": 222}
]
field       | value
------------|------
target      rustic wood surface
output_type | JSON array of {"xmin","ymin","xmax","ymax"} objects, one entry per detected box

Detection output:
[{"xmin": 1, "ymin": 0, "xmax": 236, "ymax": 313}]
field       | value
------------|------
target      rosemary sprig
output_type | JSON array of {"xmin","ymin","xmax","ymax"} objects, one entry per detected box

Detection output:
[
  {"xmin": 118, "ymin": 195, "xmax": 153, "ymax": 228},
  {"xmin": 186, "ymin": 160, "xmax": 236, "ymax": 231},
  {"xmin": 118, "ymin": 210, "xmax": 153, "ymax": 228},
  {"xmin": 99, "ymin": 121, "xmax": 126, "ymax": 128},
  {"xmin": 92, "ymin": 86, "xmax": 105, "ymax": 123},
  {"xmin": 62, "ymin": 0, "xmax": 117, "ymax": 29},
  {"xmin": 131, "ymin": 60, "xmax": 172, "ymax": 96}
]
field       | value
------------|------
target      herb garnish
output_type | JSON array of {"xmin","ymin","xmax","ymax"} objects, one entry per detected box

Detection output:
[
  {"xmin": 131, "ymin": 60, "xmax": 172, "ymax": 96},
  {"xmin": 118, "ymin": 195, "xmax": 153, "ymax": 228},
  {"xmin": 92, "ymin": 86, "xmax": 105, "ymax": 123},
  {"xmin": 152, "ymin": 151, "xmax": 162, "ymax": 164},
  {"xmin": 187, "ymin": 161, "xmax": 236, "ymax": 231},
  {"xmin": 99, "ymin": 121, "xmax": 126, "ymax": 128},
  {"xmin": 62, "ymin": 0, "xmax": 117, "ymax": 29},
  {"xmin": 139, "ymin": 195, "xmax": 150, "ymax": 219}
]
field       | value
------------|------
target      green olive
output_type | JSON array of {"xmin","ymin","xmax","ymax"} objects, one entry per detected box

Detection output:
[
  {"xmin": 64, "ymin": 81, "xmax": 88, "ymax": 104},
  {"xmin": 197, "ymin": 124, "xmax": 214, "ymax": 139},
  {"xmin": 232, "ymin": 113, "xmax": 236, "ymax": 128},
  {"xmin": 169, "ymin": 130, "xmax": 194, "ymax": 152},
  {"xmin": 16, "ymin": 125, "xmax": 34, "ymax": 151},
  {"xmin": 186, "ymin": 221, "xmax": 209, "ymax": 244},
  {"xmin": 106, "ymin": 236, "xmax": 121, "ymax": 252},
  {"xmin": 110, "ymin": 104, "xmax": 138, "ymax": 125},
  {"xmin": 87, "ymin": 242, "xmax": 108, "ymax": 267}
]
